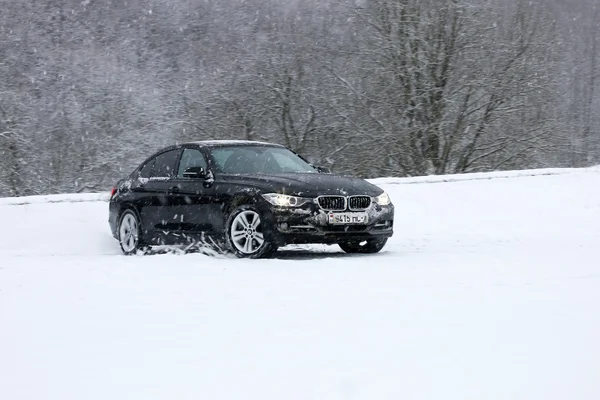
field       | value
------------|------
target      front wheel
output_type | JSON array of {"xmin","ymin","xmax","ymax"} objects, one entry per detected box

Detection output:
[
  {"xmin": 225, "ymin": 205, "xmax": 276, "ymax": 258},
  {"xmin": 339, "ymin": 238, "xmax": 388, "ymax": 254}
]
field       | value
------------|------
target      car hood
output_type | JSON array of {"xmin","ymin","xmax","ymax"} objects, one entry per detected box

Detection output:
[{"xmin": 219, "ymin": 173, "xmax": 384, "ymax": 197}]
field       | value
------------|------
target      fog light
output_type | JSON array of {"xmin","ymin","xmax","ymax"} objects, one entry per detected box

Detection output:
[{"xmin": 279, "ymin": 222, "xmax": 289, "ymax": 231}]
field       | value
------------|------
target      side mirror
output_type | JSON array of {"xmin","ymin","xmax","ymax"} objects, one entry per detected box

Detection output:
[
  {"xmin": 315, "ymin": 165, "xmax": 331, "ymax": 173},
  {"xmin": 182, "ymin": 166, "xmax": 206, "ymax": 179}
]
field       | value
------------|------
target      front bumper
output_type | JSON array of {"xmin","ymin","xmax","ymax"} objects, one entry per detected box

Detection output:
[{"xmin": 260, "ymin": 201, "xmax": 394, "ymax": 246}]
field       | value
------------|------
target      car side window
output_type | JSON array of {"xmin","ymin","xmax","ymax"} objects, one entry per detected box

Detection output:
[
  {"xmin": 177, "ymin": 148, "xmax": 207, "ymax": 178},
  {"xmin": 151, "ymin": 149, "xmax": 179, "ymax": 179},
  {"xmin": 139, "ymin": 159, "xmax": 155, "ymax": 179}
]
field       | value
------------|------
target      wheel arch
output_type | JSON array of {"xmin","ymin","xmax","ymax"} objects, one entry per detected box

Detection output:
[
  {"xmin": 116, "ymin": 203, "xmax": 146, "ymax": 243},
  {"xmin": 224, "ymin": 188, "xmax": 264, "ymax": 216},
  {"xmin": 117, "ymin": 202, "xmax": 142, "ymax": 222}
]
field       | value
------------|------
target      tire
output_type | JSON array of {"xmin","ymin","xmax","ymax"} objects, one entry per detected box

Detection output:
[
  {"xmin": 339, "ymin": 238, "xmax": 388, "ymax": 254},
  {"xmin": 225, "ymin": 205, "xmax": 277, "ymax": 259},
  {"xmin": 117, "ymin": 209, "xmax": 145, "ymax": 255}
]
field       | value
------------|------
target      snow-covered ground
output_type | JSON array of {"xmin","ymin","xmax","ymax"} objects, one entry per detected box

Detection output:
[{"xmin": 1, "ymin": 167, "xmax": 600, "ymax": 400}]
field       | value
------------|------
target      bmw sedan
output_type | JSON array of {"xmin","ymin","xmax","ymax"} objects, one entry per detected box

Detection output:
[{"xmin": 108, "ymin": 140, "xmax": 394, "ymax": 258}]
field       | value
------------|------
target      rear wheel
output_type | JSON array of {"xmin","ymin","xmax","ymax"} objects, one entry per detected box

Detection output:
[
  {"xmin": 226, "ymin": 205, "xmax": 276, "ymax": 258},
  {"xmin": 339, "ymin": 238, "xmax": 387, "ymax": 254},
  {"xmin": 118, "ymin": 209, "xmax": 145, "ymax": 255}
]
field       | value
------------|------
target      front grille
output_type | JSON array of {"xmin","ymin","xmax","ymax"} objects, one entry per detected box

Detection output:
[
  {"xmin": 318, "ymin": 196, "xmax": 346, "ymax": 210},
  {"xmin": 348, "ymin": 196, "xmax": 371, "ymax": 210}
]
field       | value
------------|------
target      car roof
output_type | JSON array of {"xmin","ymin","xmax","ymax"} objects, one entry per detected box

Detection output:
[
  {"xmin": 135, "ymin": 140, "xmax": 296, "ymax": 174},
  {"xmin": 182, "ymin": 140, "xmax": 285, "ymax": 148},
  {"xmin": 143, "ymin": 140, "xmax": 286, "ymax": 163}
]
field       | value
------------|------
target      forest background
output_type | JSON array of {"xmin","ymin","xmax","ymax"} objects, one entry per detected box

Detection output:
[{"xmin": 1, "ymin": 0, "xmax": 598, "ymax": 196}]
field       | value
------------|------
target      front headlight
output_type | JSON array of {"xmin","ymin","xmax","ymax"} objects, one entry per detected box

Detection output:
[
  {"xmin": 261, "ymin": 193, "xmax": 312, "ymax": 207},
  {"xmin": 373, "ymin": 192, "xmax": 391, "ymax": 206}
]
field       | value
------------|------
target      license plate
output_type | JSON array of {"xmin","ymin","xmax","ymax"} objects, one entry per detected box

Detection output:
[{"xmin": 328, "ymin": 212, "xmax": 368, "ymax": 225}]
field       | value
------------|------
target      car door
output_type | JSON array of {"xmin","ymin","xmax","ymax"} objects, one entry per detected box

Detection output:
[
  {"xmin": 170, "ymin": 147, "xmax": 218, "ymax": 235},
  {"xmin": 136, "ymin": 148, "xmax": 181, "ymax": 240}
]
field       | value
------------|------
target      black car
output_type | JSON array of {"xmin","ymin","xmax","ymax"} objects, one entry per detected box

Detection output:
[{"xmin": 108, "ymin": 140, "xmax": 394, "ymax": 258}]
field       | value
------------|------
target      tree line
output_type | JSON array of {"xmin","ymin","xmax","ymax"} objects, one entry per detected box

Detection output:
[{"xmin": 0, "ymin": 0, "xmax": 598, "ymax": 196}]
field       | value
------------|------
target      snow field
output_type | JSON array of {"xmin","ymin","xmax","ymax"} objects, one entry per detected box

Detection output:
[{"xmin": 1, "ymin": 167, "xmax": 600, "ymax": 400}]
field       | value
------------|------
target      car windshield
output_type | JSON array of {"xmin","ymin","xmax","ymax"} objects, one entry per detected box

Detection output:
[{"xmin": 209, "ymin": 145, "xmax": 317, "ymax": 174}]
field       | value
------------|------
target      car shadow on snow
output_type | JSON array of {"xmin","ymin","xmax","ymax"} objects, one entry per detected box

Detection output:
[
  {"xmin": 139, "ymin": 244, "xmax": 378, "ymax": 260},
  {"xmin": 272, "ymin": 245, "xmax": 384, "ymax": 260},
  {"xmin": 272, "ymin": 249, "xmax": 349, "ymax": 260}
]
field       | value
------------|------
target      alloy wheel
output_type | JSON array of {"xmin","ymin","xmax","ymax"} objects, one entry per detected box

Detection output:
[
  {"xmin": 119, "ymin": 212, "xmax": 139, "ymax": 253},
  {"xmin": 230, "ymin": 210, "xmax": 265, "ymax": 255}
]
